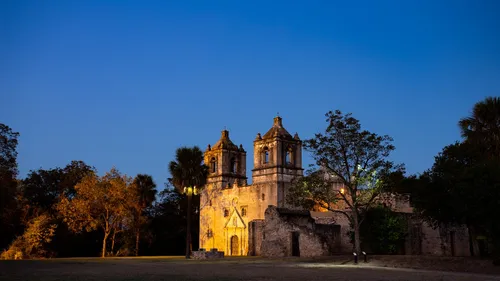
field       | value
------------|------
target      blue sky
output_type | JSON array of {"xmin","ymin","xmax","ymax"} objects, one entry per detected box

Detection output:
[{"xmin": 2, "ymin": 0, "xmax": 499, "ymax": 189}]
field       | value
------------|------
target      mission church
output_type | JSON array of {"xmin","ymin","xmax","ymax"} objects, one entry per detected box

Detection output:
[
  {"xmin": 199, "ymin": 116, "xmax": 471, "ymax": 257},
  {"xmin": 199, "ymin": 116, "xmax": 303, "ymax": 256}
]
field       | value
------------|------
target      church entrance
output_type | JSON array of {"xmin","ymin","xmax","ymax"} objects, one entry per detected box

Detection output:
[{"xmin": 230, "ymin": 235, "xmax": 239, "ymax": 256}]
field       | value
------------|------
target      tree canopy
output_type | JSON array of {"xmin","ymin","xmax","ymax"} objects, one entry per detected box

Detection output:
[
  {"xmin": 0, "ymin": 124, "xmax": 20, "ymax": 250},
  {"xmin": 399, "ymin": 96, "xmax": 500, "ymax": 261},
  {"xmin": 57, "ymin": 168, "xmax": 134, "ymax": 257},
  {"xmin": 288, "ymin": 110, "xmax": 403, "ymax": 254},
  {"xmin": 168, "ymin": 146, "xmax": 208, "ymax": 191}
]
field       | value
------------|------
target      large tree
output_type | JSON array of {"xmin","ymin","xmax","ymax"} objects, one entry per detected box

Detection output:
[
  {"xmin": 287, "ymin": 110, "xmax": 402, "ymax": 254},
  {"xmin": 130, "ymin": 174, "xmax": 157, "ymax": 256},
  {"xmin": 57, "ymin": 168, "xmax": 133, "ymax": 257},
  {"xmin": 21, "ymin": 161, "xmax": 95, "ymax": 217},
  {"xmin": 0, "ymin": 123, "xmax": 20, "ymax": 250},
  {"xmin": 19, "ymin": 161, "xmax": 96, "ymax": 257},
  {"xmin": 168, "ymin": 146, "xmax": 208, "ymax": 259},
  {"xmin": 403, "ymin": 97, "xmax": 500, "ymax": 261}
]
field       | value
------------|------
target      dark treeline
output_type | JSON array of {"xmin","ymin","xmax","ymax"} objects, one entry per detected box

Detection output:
[
  {"xmin": 0, "ymin": 127, "xmax": 200, "ymax": 258},
  {"xmin": 1, "ymin": 96, "xmax": 499, "ymax": 260}
]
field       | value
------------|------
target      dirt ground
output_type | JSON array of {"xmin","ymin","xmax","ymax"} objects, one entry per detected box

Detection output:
[{"xmin": 0, "ymin": 256, "xmax": 499, "ymax": 281}]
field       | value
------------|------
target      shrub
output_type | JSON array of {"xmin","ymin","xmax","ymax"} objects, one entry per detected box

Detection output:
[
  {"xmin": 350, "ymin": 205, "xmax": 408, "ymax": 254},
  {"xmin": 1, "ymin": 214, "xmax": 57, "ymax": 259}
]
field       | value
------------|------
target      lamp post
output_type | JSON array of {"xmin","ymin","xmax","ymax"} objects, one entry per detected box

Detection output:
[{"xmin": 183, "ymin": 186, "xmax": 197, "ymax": 259}]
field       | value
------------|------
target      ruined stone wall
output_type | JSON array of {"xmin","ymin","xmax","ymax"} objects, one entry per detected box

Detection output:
[
  {"xmin": 420, "ymin": 222, "xmax": 470, "ymax": 256},
  {"xmin": 248, "ymin": 220, "xmax": 264, "ymax": 256},
  {"xmin": 260, "ymin": 206, "xmax": 340, "ymax": 257},
  {"xmin": 329, "ymin": 212, "xmax": 354, "ymax": 253},
  {"xmin": 327, "ymin": 211, "xmax": 471, "ymax": 257}
]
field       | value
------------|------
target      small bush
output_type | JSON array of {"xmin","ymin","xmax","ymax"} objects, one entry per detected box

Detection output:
[
  {"xmin": 1, "ymin": 214, "xmax": 57, "ymax": 259},
  {"xmin": 350, "ymin": 205, "xmax": 408, "ymax": 254}
]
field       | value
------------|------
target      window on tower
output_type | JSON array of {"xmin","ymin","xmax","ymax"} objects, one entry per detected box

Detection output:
[
  {"xmin": 224, "ymin": 208, "xmax": 229, "ymax": 217},
  {"xmin": 263, "ymin": 147, "xmax": 269, "ymax": 164},
  {"xmin": 210, "ymin": 157, "xmax": 217, "ymax": 173},
  {"xmin": 230, "ymin": 157, "xmax": 236, "ymax": 173},
  {"xmin": 285, "ymin": 148, "xmax": 293, "ymax": 164}
]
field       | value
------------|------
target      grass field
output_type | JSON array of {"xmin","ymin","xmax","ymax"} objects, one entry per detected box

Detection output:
[{"xmin": 1, "ymin": 256, "xmax": 499, "ymax": 281}]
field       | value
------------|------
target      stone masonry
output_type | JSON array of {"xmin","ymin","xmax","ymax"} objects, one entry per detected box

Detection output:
[{"xmin": 259, "ymin": 206, "xmax": 340, "ymax": 257}]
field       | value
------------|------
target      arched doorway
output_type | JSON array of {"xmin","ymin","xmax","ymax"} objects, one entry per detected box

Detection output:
[{"xmin": 230, "ymin": 235, "xmax": 239, "ymax": 256}]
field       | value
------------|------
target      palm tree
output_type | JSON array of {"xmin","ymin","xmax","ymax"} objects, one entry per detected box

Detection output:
[
  {"xmin": 459, "ymin": 96, "xmax": 500, "ymax": 156},
  {"xmin": 131, "ymin": 174, "xmax": 157, "ymax": 256},
  {"xmin": 168, "ymin": 146, "xmax": 208, "ymax": 259}
]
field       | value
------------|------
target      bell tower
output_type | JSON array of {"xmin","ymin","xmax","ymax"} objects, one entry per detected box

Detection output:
[
  {"xmin": 252, "ymin": 116, "xmax": 303, "ymax": 206},
  {"xmin": 204, "ymin": 130, "xmax": 247, "ymax": 189}
]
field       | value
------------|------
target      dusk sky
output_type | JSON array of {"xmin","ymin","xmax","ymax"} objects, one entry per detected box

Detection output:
[{"xmin": 2, "ymin": 0, "xmax": 499, "ymax": 189}]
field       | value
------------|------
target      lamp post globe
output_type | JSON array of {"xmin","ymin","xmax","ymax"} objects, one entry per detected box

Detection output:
[{"xmin": 183, "ymin": 185, "xmax": 198, "ymax": 259}]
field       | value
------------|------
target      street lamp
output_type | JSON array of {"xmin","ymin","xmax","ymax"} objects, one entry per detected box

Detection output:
[
  {"xmin": 183, "ymin": 186, "xmax": 198, "ymax": 196},
  {"xmin": 183, "ymin": 186, "xmax": 198, "ymax": 259}
]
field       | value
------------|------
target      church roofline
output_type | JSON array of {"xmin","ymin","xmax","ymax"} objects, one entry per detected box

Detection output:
[
  {"xmin": 261, "ymin": 116, "xmax": 294, "ymax": 140},
  {"xmin": 208, "ymin": 129, "xmax": 240, "ymax": 151}
]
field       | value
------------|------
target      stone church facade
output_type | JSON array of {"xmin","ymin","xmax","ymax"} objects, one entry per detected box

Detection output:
[
  {"xmin": 199, "ymin": 116, "xmax": 471, "ymax": 257},
  {"xmin": 199, "ymin": 116, "xmax": 303, "ymax": 255}
]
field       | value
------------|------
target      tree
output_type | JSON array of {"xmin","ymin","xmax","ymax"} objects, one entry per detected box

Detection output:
[
  {"xmin": 358, "ymin": 205, "xmax": 408, "ymax": 254},
  {"xmin": 57, "ymin": 168, "xmax": 133, "ymax": 257},
  {"xmin": 1, "ymin": 214, "xmax": 57, "ymax": 259},
  {"xmin": 0, "ymin": 123, "xmax": 20, "ymax": 250},
  {"xmin": 406, "ymin": 142, "xmax": 500, "ymax": 257},
  {"xmin": 21, "ymin": 168, "xmax": 64, "ymax": 217},
  {"xmin": 19, "ymin": 161, "xmax": 97, "ymax": 257},
  {"xmin": 458, "ymin": 96, "xmax": 500, "ymax": 261},
  {"xmin": 399, "ymin": 97, "xmax": 500, "ymax": 262},
  {"xmin": 459, "ymin": 96, "xmax": 500, "ymax": 156},
  {"xmin": 0, "ymin": 124, "xmax": 19, "ymax": 176},
  {"xmin": 145, "ymin": 188, "xmax": 195, "ymax": 256},
  {"xmin": 21, "ymin": 161, "xmax": 95, "ymax": 216},
  {"xmin": 130, "ymin": 174, "xmax": 157, "ymax": 256},
  {"xmin": 287, "ymin": 110, "xmax": 402, "ymax": 254},
  {"xmin": 168, "ymin": 146, "xmax": 208, "ymax": 259}
]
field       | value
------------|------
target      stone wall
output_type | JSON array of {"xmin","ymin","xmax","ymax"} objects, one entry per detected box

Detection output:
[
  {"xmin": 260, "ymin": 206, "xmax": 340, "ymax": 257},
  {"xmin": 248, "ymin": 219, "xmax": 264, "ymax": 256},
  {"xmin": 420, "ymin": 222, "xmax": 470, "ymax": 256},
  {"xmin": 192, "ymin": 249, "xmax": 224, "ymax": 259},
  {"xmin": 327, "ymin": 212, "xmax": 471, "ymax": 257},
  {"xmin": 327, "ymin": 212, "xmax": 354, "ymax": 253}
]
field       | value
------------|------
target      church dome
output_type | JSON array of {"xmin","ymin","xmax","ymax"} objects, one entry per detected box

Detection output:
[
  {"xmin": 211, "ymin": 130, "xmax": 239, "ymax": 151},
  {"xmin": 262, "ymin": 116, "xmax": 294, "ymax": 140}
]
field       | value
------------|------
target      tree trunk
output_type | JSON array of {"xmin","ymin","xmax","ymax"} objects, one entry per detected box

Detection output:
[
  {"xmin": 135, "ymin": 229, "xmax": 140, "ymax": 256},
  {"xmin": 102, "ymin": 232, "xmax": 109, "ymax": 258},
  {"xmin": 468, "ymin": 224, "xmax": 475, "ymax": 256},
  {"xmin": 186, "ymin": 194, "xmax": 192, "ymax": 259},
  {"xmin": 353, "ymin": 212, "xmax": 361, "ymax": 254},
  {"xmin": 111, "ymin": 231, "xmax": 116, "ymax": 255}
]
